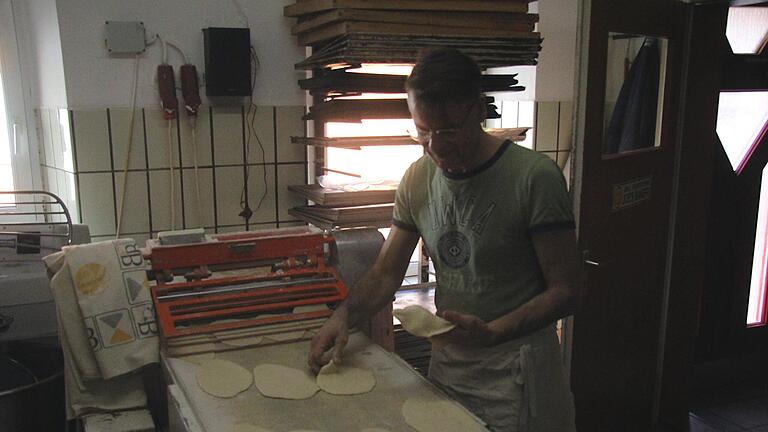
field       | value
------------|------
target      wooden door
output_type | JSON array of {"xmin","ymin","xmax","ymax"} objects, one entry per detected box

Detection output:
[{"xmin": 570, "ymin": 0, "xmax": 686, "ymax": 430}]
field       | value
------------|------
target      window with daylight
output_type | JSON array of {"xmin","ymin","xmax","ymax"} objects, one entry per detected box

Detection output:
[
  {"xmin": 0, "ymin": 69, "xmax": 14, "ymax": 206},
  {"xmin": 716, "ymin": 91, "xmax": 768, "ymax": 174},
  {"xmin": 725, "ymin": 7, "xmax": 768, "ymax": 55},
  {"xmin": 748, "ymin": 164, "xmax": 768, "ymax": 327}
]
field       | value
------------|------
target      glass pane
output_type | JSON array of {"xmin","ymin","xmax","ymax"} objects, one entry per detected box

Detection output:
[
  {"xmin": 715, "ymin": 91, "xmax": 768, "ymax": 174},
  {"xmin": 726, "ymin": 7, "xmax": 768, "ymax": 55},
  {"xmin": 747, "ymin": 164, "xmax": 768, "ymax": 327},
  {"xmin": 0, "ymin": 70, "xmax": 16, "ymax": 206},
  {"xmin": 603, "ymin": 33, "xmax": 668, "ymax": 155}
]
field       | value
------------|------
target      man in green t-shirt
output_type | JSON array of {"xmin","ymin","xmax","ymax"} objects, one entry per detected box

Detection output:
[{"xmin": 309, "ymin": 48, "xmax": 582, "ymax": 432}]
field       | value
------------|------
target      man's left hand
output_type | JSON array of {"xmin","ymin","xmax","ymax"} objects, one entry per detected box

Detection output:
[{"xmin": 430, "ymin": 310, "xmax": 501, "ymax": 347}]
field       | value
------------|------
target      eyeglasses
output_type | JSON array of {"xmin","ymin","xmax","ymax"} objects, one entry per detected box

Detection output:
[{"xmin": 408, "ymin": 100, "xmax": 477, "ymax": 146}]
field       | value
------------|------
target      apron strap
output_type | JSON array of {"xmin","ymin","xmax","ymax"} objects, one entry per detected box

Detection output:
[{"xmin": 515, "ymin": 343, "xmax": 538, "ymax": 427}]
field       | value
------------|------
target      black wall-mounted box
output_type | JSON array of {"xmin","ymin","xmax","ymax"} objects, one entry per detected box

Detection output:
[{"xmin": 203, "ymin": 27, "xmax": 251, "ymax": 97}]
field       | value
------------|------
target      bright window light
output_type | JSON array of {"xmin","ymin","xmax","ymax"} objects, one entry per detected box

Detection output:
[
  {"xmin": 726, "ymin": 7, "xmax": 768, "ymax": 55},
  {"xmin": 747, "ymin": 164, "xmax": 768, "ymax": 327},
  {"xmin": 0, "ymin": 70, "xmax": 15, "ymax": 206},
  {"xmin": 716, "ymin": 91, "xmax": 768, "ymax": 174}
]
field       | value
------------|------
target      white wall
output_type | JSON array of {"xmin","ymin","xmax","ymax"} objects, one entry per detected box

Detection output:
[
  {"xmin": 55, "ymin": 0, "xmax": 306, "ymax": 109},
  {"xmin": 24, "ymin": 0, "xmax": 68, "ymax": 108},
  {"xmin": 535, "ymin": 0, "xmax": 579, "ymax": 101}
]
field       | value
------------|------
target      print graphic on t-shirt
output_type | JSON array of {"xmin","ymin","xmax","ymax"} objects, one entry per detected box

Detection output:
[
  {"xmin": 438, "ymin": 231, "xmax": 471, "ymax": 269},
  {"xmin": 430, "ymin": 195, "xmax": 496, "ymax": 236}
]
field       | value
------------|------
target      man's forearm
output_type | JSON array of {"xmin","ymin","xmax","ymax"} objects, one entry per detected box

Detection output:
[
  {"xmin": 488, "ymin": 284, "xmax": 579, "ymax": 344},
  {"xmin": 339, "ymin": 265, "xmax": 403, "ymax": 327}
]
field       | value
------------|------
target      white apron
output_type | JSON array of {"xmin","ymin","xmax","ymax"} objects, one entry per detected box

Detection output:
[{"xmin": 428, "ymin": 325, "xmax": 576, "ymax": 432}]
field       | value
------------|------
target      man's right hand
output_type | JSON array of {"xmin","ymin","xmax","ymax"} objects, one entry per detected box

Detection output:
[{"xmin": 308, "ymin": 306, "xmax": 350, "ymax": 374}]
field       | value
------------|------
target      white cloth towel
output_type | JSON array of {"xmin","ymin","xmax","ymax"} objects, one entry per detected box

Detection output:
[{"xmin": 44, "ymin": 238, "xmax": 159, "ymax": 419}]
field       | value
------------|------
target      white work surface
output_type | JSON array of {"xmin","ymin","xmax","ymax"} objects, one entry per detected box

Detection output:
[{"xmin": 163, "ymin": 332, "xmax": 488, "ymax": 432}]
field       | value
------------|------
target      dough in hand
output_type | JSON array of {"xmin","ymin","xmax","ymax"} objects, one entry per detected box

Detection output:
[
  {"xmin": 232, "ymin": 424, "xmax": 273, "ymax": 432},
  {"xmin": 252, "ymin": 364, "xmax": 319, "ymax": 400},
  {"xmin": 196, "ymin": 359, "xmax": 252, "ymax": 398},
  {"xmin": 402, "ymin": 399, "xmax": 487, "ymax": 432},
  {"xmin": 393, "ymin": 305, "xmax": 455, "ymax": 337},
  {"xmin": 317, "ymin": 361, "xmax": 376, "ymax": 395}
]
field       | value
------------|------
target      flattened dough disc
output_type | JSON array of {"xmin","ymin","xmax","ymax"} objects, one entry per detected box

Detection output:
[
  {"xmin": 317, "ymin": 361, "xmax": 376, "ymax": 395},
  {"xmin": 252, "ymin": 364, "xmax": 319, "ymax": 400},
  {"xmin": 393, "ymin": 305, "xmax": 455, "ymax": 337},
  {"xmin": 196, "ymin": 359, "xmax": 252, "ymax": 398},
  {"xmin": 402, "ymin": 399, "xmax": 487, "ymax": 432}
]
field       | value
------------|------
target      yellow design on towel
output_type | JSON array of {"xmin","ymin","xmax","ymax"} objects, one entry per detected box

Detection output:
[{"xmin": 75, "ymin": 263, "xmax": 107, "ymax": 295}]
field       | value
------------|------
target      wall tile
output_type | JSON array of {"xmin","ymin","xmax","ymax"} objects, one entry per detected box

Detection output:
[
  {"xmin": 245, "ymin": 105, "xmax": 275, "ymax": 164},
  {"xmin": 50, "ymin": 109, "xmax": 64, "ymax": 170},
  {"xmin": 114, "ymin": 171, "xmax": 150, "ymax": 235},
  {"xmin": 73, "ymin": 110, "xmax": 111, "ymax": 172},
  {"xmin": 59, "ymin": 109, "xmax": 75, "ymax": 172},
  {"xmin": 148, "ymin": 169, "xmax": 183, "ymax": 232},
  {"xmin": 181, "ymin": 167, "xmax": 214, "ymax": 230},
  {"xmin": 246, "ymin": 164, "xmax": 276, "ymax": 224},
  {"xmin": 44, "ymin": 167, "xmax": 59, "ymax": 198},
  {"xmin": 277, "ymin": 164, "xmax": 307, "ymax": 222},
  {"xmin": 110, "ymin": 108, "xmax": 147, "ymax": 171},
  {"xmin": 217, "ymin": 224, "xmax": 247, "ymax": 234},
  {"xmin": 557, "ymin": 101, "xmax": 574, "ymax": 151},
  {"xmin": 211, "ymin": 106, "xmax": 244, "ymax": 166},
  {"xmin": 62, "ymin": 171, "xmax": 79, "ymax": 223},
  {"xmin": 534, "ymin": 102, "xmax": 560, "ymax": 152},
  {"xmin": 179, "ymin": 106, "xmax": 213, "ymax": 168},
  {"xmin": 146, "ymin": 109, "xmax": 182, "ymax": 170},
  {"xmin": 275, "ymin": 106, "xmax": 306, "ymax": 163},
  {"xmin": 215, "ymin": 166, "xmax": 247, "ymax": 226},
  {"xmin": 39, "ymin": 109, "xmax": 53, "ymax": 167},
  {"xmin": 78, "ymin": 172, "xmax": 115, "ymax": 236},
  {"xmin": 279, "ymin": 221, "xmax": 307, "ymax": 228}
]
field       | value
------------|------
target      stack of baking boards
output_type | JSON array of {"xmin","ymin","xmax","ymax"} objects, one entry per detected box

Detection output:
[
  {"xmin": 289, "ymin": 203, "xmax": 395, "ymax": 230},
  {"xmin": 283, "ymin": 0, "xmax": 541, "ymax": 70}
]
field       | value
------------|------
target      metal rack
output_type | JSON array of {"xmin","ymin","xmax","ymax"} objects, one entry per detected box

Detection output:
[{"xmin": 0, "ymin": 190, "xmax": 73, "ymax": 252}]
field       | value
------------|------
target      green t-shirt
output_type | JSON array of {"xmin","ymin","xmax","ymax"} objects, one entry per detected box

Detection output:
[{"xmin": 392, "ymin": 141, "xmax": 574, "ymax": 323}]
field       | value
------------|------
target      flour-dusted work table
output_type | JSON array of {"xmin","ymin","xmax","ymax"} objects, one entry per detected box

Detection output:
[{"xmin": 162, "ymin": 332, "xmax": 488, "ymax": 432}]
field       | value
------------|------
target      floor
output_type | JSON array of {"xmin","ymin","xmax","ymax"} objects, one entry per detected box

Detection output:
[{"xmin": 689, "ymin": 377, "xmax": 768, "ymax": 431}]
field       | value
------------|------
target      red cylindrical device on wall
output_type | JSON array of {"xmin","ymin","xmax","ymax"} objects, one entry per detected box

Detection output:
[
  {"xmin": 180, "ymin": 64, "xmax": 201, "ymax": 117},
  {"xmin": 157, "ymin": 64, "xmax": 178, "ymax": 120}
]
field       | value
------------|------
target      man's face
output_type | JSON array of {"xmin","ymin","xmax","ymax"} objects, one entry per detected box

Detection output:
[{"xmin": 407, "ymin": 92, "xmax": 479, "ymax": 174}]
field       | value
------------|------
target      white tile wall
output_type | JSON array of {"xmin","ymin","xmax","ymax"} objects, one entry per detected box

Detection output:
[
  {"xmin": 78, "ymin": 172, "xmax": 115, "ymax": 236},
  {"xmin": 179, "ymin": 107, "xmax": 213, "ymax": 168},
  {"xmin": 148, "ymin": 169, "xmax": 184, "ymax": 233},
  {"xmin": 110, "ymin": 108, "xmax": 147, "ymax": 171},
  {"xmin": 145, "ymin": 109, "xmax": 181, "ymax": 170},
  {"xmin": 73, "ymin": 110, "xmax": 111, "ymax": 172},
  {"xmin": 215, "ymin": 165, "xmax": 246, "ymax": 227},
  {"xmin": 276, "ymin": 106, "xmax": 306, "ymax": 163},
  {"xmin": 181, "ymin": 167, "xmax": 214, "ymax": 229},
  {"xmin": 114, "ymin": 171, "xmax": 150, "ymax": 235}
]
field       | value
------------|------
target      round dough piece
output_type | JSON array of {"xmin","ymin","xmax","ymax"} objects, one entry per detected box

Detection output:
[
  {"xmin": 317, "ymin": 361, "xmax": 376, "ymax": 395},
  {"xmin": 196, "ymin": 359, "xmax": 252, "ymax": 398},
  {"xmin": 232, "ymin": 424, "xmax": 273, "ymax": 432},
  {"xmin": 392, "ymin": 305, "xmax": 455, "ymax": 337},
  {"xmin": 252, "ymin": 364, "xmax": 319, "ymax": 400},
  {"xmin": 402, "ymin": 399, "xmax": 487, "ymax": 432}
]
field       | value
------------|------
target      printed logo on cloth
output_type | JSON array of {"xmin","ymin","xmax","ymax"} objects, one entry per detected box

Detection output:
[
  {"xmin": 84, "ymin": 316, "xmax": 102, "ymax": 352},
  {"xmin": 74, "ymin": 262, "xmax": 107, "ymax": 296},
  {"xmin": 131, "ymin": 303, "xmax": 158, "ymax": 339},
  {"xmin": 114, "ymin": 241, "xmax": 144, "ymax": 270},
  {"xmin": 96, "ymin": 309, "xmax": 136, "ymax": 347},
  {"xmin": 438, "ymin": 231, "xmax": 471, "ymax": 269},
  {"xmin": 123, "ymin": 270, "xmax": 151, "ymax": 305}
]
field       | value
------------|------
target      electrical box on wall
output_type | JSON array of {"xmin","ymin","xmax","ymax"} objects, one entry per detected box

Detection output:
[
  {"xmin": 203, "ymin": 28, "xmax": 252, "ymax": 97},
  {"xmin": 105, "ymin": 21, "xmax": 146, "ymax": 54}
]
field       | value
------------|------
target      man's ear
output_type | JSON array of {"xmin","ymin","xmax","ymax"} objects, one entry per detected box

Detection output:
[{"xmin": 477, "ymin": 95, "xmax": 487, "ymax": 122}]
